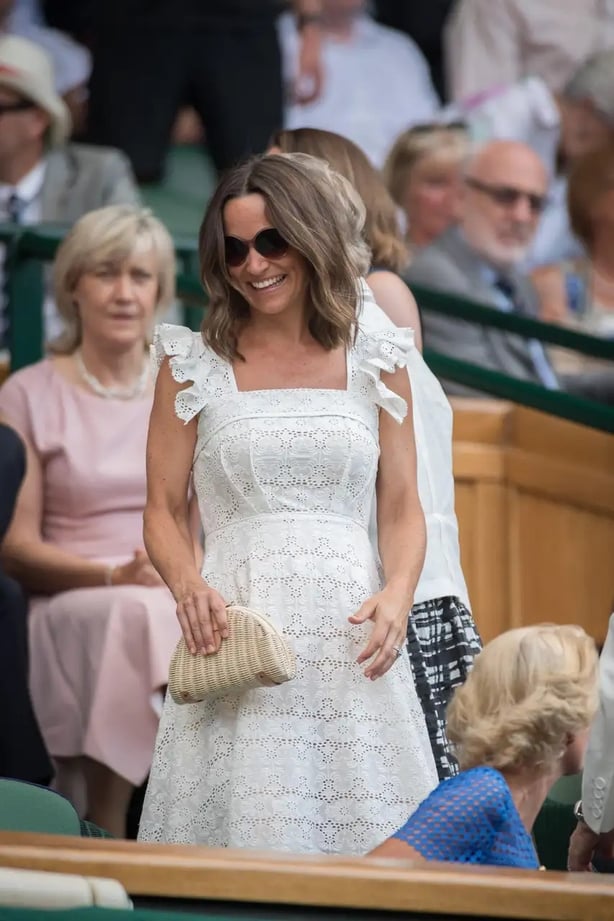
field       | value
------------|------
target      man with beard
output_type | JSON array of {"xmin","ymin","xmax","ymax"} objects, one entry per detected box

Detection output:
[{"xmin": 404, "ymin": 140, "xmax": 559, "ymax": 396}]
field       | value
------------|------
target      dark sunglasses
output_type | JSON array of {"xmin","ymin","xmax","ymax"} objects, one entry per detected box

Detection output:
[
  {"xmin": 0, "ymin": 100, "xmax": 36, "ymax": 117},
  {"xmin": 224, "ymin": 227, "xmax": 289, "ymax": 268},
  {"xmin": 465, "ymin": 177, "xmax": 547, "ymax": 214}
]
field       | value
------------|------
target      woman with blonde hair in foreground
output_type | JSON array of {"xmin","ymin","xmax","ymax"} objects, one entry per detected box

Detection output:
[
  {"xmin": 370, "ymin": 624, "xmax": 599, "ymax": 868},
  {"xmin": 0, "ymin": 205, "xmax": 183, "ymax": 837}
]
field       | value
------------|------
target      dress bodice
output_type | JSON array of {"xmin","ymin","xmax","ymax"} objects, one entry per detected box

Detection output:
[{"xmin": 153, "ymin": 321, "xmax": 414, "ymax": 541}]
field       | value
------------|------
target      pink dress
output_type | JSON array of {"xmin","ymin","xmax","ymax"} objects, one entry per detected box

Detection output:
[{"xmin": 0, "ymin": 359, "xmax": 180, "ymax": 800}]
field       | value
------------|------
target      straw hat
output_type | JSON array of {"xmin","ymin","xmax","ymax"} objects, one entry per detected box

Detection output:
[{"xmin": 0, "ymin": 34, "xmax": 71, "ymax": 146}]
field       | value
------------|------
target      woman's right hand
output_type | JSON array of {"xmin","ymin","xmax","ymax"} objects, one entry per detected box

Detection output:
[
  {"xmin": 112, "ymin": 549, "xmax": 165, "ymax": 588},
  {"xmin": 174, "ymin": 579, "xmax": 229, "ymax": 656}
]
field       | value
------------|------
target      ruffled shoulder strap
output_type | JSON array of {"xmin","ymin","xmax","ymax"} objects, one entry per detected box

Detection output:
[
  {"xmin": 151, "ymin": 323, "xmax": 226, "ymax": 423},
  {"xmin": 354, "ymin": 323, "xmax": 415, "ymax": 423}
]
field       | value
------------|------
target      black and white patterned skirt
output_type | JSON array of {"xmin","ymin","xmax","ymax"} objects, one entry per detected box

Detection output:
[{"xmin": 406, "ymin": 596, "xmax": 482, "ymax": 781}]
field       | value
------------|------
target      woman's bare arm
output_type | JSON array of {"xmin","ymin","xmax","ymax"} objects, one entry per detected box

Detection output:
[
  {"xmin": 367, "ymin": 270, "xmax": 423, "ymax": 351},
  {"xmin": 144, "ymin": 358, "xmax": 227, "ymax": 654},
  {"xmin": 349, "ymin": 366, "xmax": 426, "ymax": 679},
  {"xmin": 530, "ymin": 265, "xmax": 569, "ymax": 325},
  {"xmin": 0, "ymin": 415, "xmax": 162, "ymax": 593},
  {"xmin": 368, "ymin": 838, "xmax": 425, "ymax": 861}
]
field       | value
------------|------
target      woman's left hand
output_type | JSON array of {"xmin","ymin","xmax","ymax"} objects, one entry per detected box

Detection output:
[{"xmin": 348, "ymin": 587, "xmax": 410, "ymax": 680}]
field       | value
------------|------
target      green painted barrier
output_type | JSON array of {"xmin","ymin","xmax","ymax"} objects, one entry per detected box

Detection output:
[{"xmin": 2, "ymin": 226, "xmax": 613, "ymax": 434}]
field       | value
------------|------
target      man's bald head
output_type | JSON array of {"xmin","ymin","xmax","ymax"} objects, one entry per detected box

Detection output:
[{"xmin": 460, "ymin": 140, "xmax": 549, "ymax": 268}]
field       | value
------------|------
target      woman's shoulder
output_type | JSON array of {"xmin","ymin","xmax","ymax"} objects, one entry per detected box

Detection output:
[
  {"xmin": 420, "ymin": 766, "xmax": 511, "ymax": 822},
  {"xmin": 0, "ymin": 359, "xmax": 56, "ymax": 412},
  {"xmin": 151, "ymin": 323, "xmax": 230, "ymax": 424}
]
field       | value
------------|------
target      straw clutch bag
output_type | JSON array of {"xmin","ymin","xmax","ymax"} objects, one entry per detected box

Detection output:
[{"xmin": 168, "ymin": 604, "xmax": 297, "ymax": 704}]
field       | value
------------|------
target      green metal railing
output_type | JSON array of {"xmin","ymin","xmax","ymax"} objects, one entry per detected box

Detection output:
[{"xmin": 2, "ymin": 225, "xmax": 614, "ymax": 434}]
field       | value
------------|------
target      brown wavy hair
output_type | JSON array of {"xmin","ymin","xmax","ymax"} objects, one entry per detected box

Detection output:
[
  {"xmin": 271, "ymin": 127, "xmax": 408, "ymax": 273},
  {"xmin": 567, "ymin": 143, "xmax": 614, "ymax": 249},
  {"xmin": 199, "ymin": 153, "xmax": 370, "ymax": 361}
]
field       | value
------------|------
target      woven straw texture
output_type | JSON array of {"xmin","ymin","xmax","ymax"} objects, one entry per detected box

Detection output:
[{"xmin": 168, "ymin": 605, "xmax": 296, "ymax": 703}]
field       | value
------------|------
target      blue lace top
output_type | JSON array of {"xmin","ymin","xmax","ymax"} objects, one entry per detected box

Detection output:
[{"xmin": 392, "ymin": 766, "xmax": 539, "ymax": 869}]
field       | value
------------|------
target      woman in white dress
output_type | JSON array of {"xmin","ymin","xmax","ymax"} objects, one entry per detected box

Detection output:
[{"xmin": 139, "ymin": 153, "xmax": 438, "ymax": 854}]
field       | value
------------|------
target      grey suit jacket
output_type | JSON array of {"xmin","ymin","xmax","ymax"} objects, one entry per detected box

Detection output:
[
  {"xmin": 41, "ymin": 143, "xmax": 140, "ymax": 224},
  {"xmin": 582, "ymin": 613, "xmax": 614, "ymax": 834},
  {"xmin": 404, "ymin": 228, "xmax": 549, "ymax": 396}
]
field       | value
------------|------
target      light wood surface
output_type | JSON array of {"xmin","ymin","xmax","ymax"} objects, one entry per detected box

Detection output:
[
  {"xmin": 451, "ymin": 400, "xmax": 614, "ymax": 644},
  {"xmin": 0, "ymin": 833, "xmax": 613, "ymax": 920}
]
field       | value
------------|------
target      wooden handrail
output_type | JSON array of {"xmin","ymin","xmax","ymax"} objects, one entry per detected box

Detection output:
[{"xmin": 0, "ymin": 833, "xmax": 613, "ymax": 920}]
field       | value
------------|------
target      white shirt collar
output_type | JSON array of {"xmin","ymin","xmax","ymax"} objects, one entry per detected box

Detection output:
[{"xmin": 0, "ymin": 157, "xmax": 47, "ymax": 206}]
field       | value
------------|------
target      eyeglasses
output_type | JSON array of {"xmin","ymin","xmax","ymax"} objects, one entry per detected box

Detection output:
[
  {"xmin": 0, "ymin": 100, "xmax": 36, "ymax": 117},
  {"xmin": 465, "ymin": 177, "xmax": 547, "ymax": 214},
  {"xmin": 409, "ymin": 120, "xmax": 468, "ymax": 134},
  {"xmin": 224, "ymin": 227, "xmax": 289, "ymax": 267}
]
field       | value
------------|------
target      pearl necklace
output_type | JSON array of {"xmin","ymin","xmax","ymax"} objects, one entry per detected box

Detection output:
[{"xmin": 75, "ymin": 350, "xmax": 149, "ymax": 400}]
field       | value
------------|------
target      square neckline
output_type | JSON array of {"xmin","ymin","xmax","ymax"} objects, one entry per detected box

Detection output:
[{"xmin": 228, "ymin": 344, "xmax": 353, "ymax": 396}]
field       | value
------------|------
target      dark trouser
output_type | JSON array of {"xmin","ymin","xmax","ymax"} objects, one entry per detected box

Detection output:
[
  {"xmin": 86, "ymin": 21, "xmax": 283, "ymax": 180},
  {"xmin": 0, "ymin": 424, "xmax": 52, "ymax": 784}
]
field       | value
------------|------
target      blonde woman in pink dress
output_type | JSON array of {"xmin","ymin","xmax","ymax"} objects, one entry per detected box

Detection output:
[{"xmin": 0, "ymin": 205, "xmax": 183, "ymax": 837}]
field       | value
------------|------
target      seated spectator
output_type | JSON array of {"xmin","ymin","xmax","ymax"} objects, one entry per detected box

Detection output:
[
  {"xmin": 0, "ymin": 205, "xmax": 183, "ymax": 837},
  {"xmin": 405, "ymin": 140, "xmax": 560, "ymax": 395},
  {"xmin": 269, "ymin": 127, "xmax": 422, "ymax": 344},
  {"xmin": 0, "ymin": 35, "xmax": 139, "ymax": 346},
  {"xmin": 370, "ymin": 623, "xmax": 599, "ymax": 868},
  {"xmin": 445, "ymin": 0, "xmax": 614, "ymax": 103},
  {"xmin": 4, "ymin": 0, "xmax": 91, "ymax": 131},
  {"xmin": 531, "ymin": 144, "xmax": 614, "ymax": 377},
  {"xmin": 279, "ymin": 0, "xmax": 439, "ymax": 167},
  {"xmin": 383, "ymin": 123, "xmax": 470, "ymax": 253},
  {"xmin": 444, "ymin": 50, "xmax": 614, "ymax": 268},
  {"xmin": 0, "ymin": 420, "xmax": 52, "ymax": 786}
]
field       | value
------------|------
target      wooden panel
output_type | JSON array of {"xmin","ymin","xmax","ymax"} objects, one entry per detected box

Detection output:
[
  {"xmin": 452, "ymin": 401, "xmax": 614, "ymax": 641},
  {"xmin": 509, "ymin": 492, "xmax": 614, "ymax": 643},
  {"xmin": 0, "ymin": 833, "xmax": 613, "ymax": 921}
]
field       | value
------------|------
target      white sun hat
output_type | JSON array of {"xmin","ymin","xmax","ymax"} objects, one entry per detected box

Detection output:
[{"xmin": 0, "ymin": 34, "xmax": 71, "ymax": 146}]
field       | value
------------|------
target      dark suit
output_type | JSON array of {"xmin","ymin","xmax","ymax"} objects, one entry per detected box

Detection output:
[
  {"xmin": 0, "ymin": 424, "xmax": 52, "ymax": 784},
  {"xmin": 404, "ymin": 228, "xmax": 551, "ymax": 396}
]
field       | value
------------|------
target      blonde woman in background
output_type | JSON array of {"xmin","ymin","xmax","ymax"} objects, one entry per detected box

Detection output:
[
  {"xmin": 384, "ymin": 123, "xmax": 470, "ymax": 253},
  {"xmin": 0, "ymin": 205, "xmax": 183, "ymax": 837},
  {"xmin": 371, "ymin": 624, "xmax": 599, "ymax": 868},
  {"xmin": 271, "ymin": 128, "xmax": 481, "ymax": 781}
]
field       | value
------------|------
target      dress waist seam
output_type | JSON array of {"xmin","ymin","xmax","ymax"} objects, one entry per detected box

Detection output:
[{"xmin": 205, "ymin": 511, "xmax": 369, "ymax": 540}]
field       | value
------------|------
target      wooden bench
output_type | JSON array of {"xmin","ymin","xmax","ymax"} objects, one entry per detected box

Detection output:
[{"xmin": 0, "ymin": 832, "xmax": 613, "ymax": 920}]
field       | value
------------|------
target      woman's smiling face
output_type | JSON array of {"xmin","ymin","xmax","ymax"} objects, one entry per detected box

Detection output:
[{"xmin": 223, "ymin": 193, "xmax": 310, "ymax": 319}]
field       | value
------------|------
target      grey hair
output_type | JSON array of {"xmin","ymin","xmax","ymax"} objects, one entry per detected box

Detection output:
[{"xmin": 564, "ymin": 49, "xmax": 614, "ymax": 125}]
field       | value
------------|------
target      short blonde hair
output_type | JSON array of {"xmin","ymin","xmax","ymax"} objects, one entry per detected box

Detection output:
[
  {"xmin": 447, "ymin": 624, "xmax": 599, "ymax": 773},
  {"xmin": 272, "ymin": 127, "xmax": 409, "ymax": 273},
  {"xmin": 383, "ymin": 123, "xmax": 471, "ymax": 207},
  {"xmin": 199, "ymin": 152, "xmax": 370, "ymax": 361},
  {"xmin": 52, "ymin": 204, "xmax": 176, "ymax": 354}
]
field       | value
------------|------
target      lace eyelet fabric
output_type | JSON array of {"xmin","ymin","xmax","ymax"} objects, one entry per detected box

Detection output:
[{"xmin": 140, "ymin": 323, "xmax": 438, "ymax": 854}]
